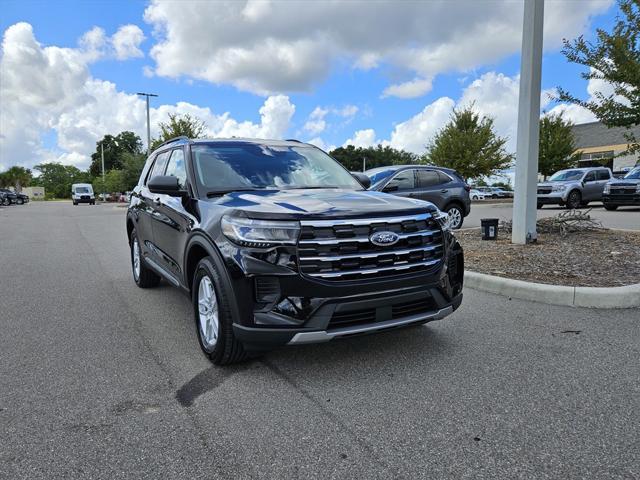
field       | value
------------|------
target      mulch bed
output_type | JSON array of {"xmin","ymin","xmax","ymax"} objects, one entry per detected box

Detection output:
[{"xmin": 456, "ymin": 229, "xmax": 640, "ymax": 287}]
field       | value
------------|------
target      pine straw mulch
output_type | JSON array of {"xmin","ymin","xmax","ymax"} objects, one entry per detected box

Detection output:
[{"xmin": 456, "ymin": 228, "xmax": 640, "ymax": 288}]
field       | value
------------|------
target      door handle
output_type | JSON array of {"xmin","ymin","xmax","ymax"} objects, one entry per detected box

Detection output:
[
  {"xmin": 153, "ymin": 197, "xmax": 161, "ymax": 206},
  {"xmin": 440, "ymin": 189, "xmax": 448, "ymax": 193}
]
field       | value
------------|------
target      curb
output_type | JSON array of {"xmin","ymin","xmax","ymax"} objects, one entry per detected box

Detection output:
[{"xmin": 464, "ymin": 271, "xmax": 640, "ymax": 309}]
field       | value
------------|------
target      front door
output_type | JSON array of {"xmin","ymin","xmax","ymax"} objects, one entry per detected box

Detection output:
[
  {"xmin": 381, "ymin": 169, "xmax": 417, "ymax": 200},
  {"xmin": 582, "ymin": 171, "xmax": 600, "ymax": 201}
]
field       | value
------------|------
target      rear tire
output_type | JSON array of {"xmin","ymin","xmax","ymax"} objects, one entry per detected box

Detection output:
[
  {"xmin": 604, "ymin": 204, "xmax": 618, "ymax": 211},
  {"xmin": 566, "ymin": 190, "xmax": 581, "ymax": 209},
  {"xmin": 445, "ymin": 204, "xmax": 464, "ymax": 230},
  {"xmin": 130, "ymin": 228, "xmax": 161, "ymax": 288},
  {"xmin": 193, "ymin": 257, "xmax": 249, "ymax": 365}
]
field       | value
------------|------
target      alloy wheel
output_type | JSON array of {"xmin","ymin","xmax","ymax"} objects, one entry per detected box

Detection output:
[{"xmin": 198, "ymin": 276, "xmax": 219, "ymax": 349}]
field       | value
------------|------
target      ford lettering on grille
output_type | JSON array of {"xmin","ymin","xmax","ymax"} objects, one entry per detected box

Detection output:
[{"xmin": 370, "ymin": 231, "xmax": 400, "ymax": 247}]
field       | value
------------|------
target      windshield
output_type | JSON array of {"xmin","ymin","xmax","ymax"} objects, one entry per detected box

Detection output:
[
  {"xmin": 548, "ymin": 170, "xmax": 584, "ymax": 182},
  {"xmin": 623, "ymin": 167, "xmax": 640, "ymax": 179},
  {"xmin": 365, "ymin": 168, "xmax": 397, "ymax": 186},
  {"xmin": 192, "ymin": 143, "xmax": 362, "ymax": 192},
  {"xmin": 75, "ymin": 187, "xmax": 91, "ymax": 193}
]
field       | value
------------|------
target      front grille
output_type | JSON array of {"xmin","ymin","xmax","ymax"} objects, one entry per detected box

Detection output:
[
  {"xmin": 329, "ymin": 297, "xmax": 437, "ymax": 328},
  {"xmin": 81, "ymin": 195, "xmax": 89, "ymax": 200},
  {"xmin": 537, "ymin": 188, "xmax": 551, "ymax": 194},
  {"xmin": 298, "ymin": 213, "xmax": 444, "ymax": 281},
  {"xmin": 610, "ymin": 188, "xmax": 636, "ymax": 195}
]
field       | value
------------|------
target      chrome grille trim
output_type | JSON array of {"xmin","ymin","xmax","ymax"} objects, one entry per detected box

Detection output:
[{"xmin": 297, "ymin": 212, "xmax": 444, "ymax": 280}]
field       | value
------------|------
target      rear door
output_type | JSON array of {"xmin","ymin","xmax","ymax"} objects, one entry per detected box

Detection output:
[
  {"xmin": 414, "ymin": 169, "xmax": 451, "ymax": 209},
  {"xmin": 149, "ymin": 147, "xmax": 195, "ymax": 284},
  {"xmin": 381, "ymin": 169, "xmax": 417, "ymax": 200}
]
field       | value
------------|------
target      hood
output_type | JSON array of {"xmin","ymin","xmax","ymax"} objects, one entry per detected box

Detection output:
[
  {"xmin": 607, "ymin": 178, "xmax": 640, "ymax": 186},
  {"xmin": 206, "ymin": 188, "xmax": 437, "ymax": 220}
]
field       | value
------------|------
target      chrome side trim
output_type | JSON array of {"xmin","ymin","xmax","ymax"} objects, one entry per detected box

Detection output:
[
  {"xmin": 306, "ymin": 258, "xmax": 441, "ymax": 278},
  {"xmin": 299, "ymin": 212, "xmax": 431, "ymax": 227},
  {"xmin": 287, "ymin": 306, "xmax": 453, "ymax": 345},
  {"xmin": 300, "ymin": 244, "xmax": 443, "ymax": 262},
  {"xmin": 298, "ymin": 230, "xmax": 439, "ymax": 245}
]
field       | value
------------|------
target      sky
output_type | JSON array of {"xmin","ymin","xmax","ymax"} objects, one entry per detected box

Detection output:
[{"xmin": 0, "ymin": 0, "xmax": 621, "ymax": 173}]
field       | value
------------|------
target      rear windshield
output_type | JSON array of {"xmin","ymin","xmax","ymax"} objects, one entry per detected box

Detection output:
[{"xmin": 191, "ymin": 143, "xmax": 362, "ymax": 192}]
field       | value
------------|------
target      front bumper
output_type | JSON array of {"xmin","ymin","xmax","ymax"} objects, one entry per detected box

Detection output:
[
  {"xmin": 603, "ymin": 193, "xmax": 640, "ymax": 206},
  {"xmin": 74, "ymin": 197, "xmax": 94, "ymax": 203},
  {"xmin": 537, "ymin": 191, "xmax": 567, "ymax": 205}
]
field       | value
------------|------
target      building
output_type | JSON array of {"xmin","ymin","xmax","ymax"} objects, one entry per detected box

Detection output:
[
  {"xmin": 21, "ymin": 186, "xmax": 45, "ymax": 199},
  {"xmin": 572, "ymin": 121, "xmax": 640, "ymax": 173}
]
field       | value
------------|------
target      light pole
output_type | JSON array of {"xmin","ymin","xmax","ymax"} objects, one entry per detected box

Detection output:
[
  {"xmin": 512, "ymin": 0, "xmax": 544, "ymax": 244},
  {"xmin": 137, "ymin": 92, "xmax": 158, "ymax": 154}
]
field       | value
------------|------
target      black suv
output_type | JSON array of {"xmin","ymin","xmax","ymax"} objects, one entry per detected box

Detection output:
[
  {"xmin": 127, "ymin": 138, "xmax": 464, "ymax": 365},
  {"xmin": 365, "ymin": 166, "xmax": 471, "ymax": 229}
]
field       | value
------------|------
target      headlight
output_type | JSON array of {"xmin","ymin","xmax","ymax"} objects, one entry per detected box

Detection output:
[
  {"xmin": 434, "ymin": 209, "xmax": 451, "ymax": 232},
  {"xmin": 552, "ymin": 184, "xmax": 567, "ymax": 192},
  {"xmin": 221, "ymin": 215, "xmax": 300, "ymax": 248},
  {"xmin": 603, "ymin": 184, "xmax": 611, "ymax": 194}
]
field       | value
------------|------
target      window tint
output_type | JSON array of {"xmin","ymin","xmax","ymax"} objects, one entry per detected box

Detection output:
[
  {"xmin": 165, "ymin": 148, "xmax": 187, "ymax": 188},
  {"xmin": 416, "ymin": 170, "xmax": 444, "ymax": 187},
  {"xmin": 386, "ymin": 170, "xmax": 415, "ymax": 190},
  {"xmin": 149, "ymin": 151, "xmax": 170, "ymax": 181},
  {"xmin": 584, "ymin": 172, "xmax": 596, "ymax": 182},
  {"xmin": 596, "ymin": 170, "xmax": 610, "ymax": 180}
]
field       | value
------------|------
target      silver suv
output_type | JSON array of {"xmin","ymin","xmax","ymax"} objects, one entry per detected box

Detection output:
[{"xmin": 537, "ymin": 167, "xmax": 612, "ymax": 209}]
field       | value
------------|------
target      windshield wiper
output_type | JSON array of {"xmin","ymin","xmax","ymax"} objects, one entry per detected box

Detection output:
[
  {"xmin": 284, "ymin": 186, "xmax": 343, "ymax": 190},
  {"xmin": 206, "ymin": 188, "xmax": 262, "ymax": 197}
]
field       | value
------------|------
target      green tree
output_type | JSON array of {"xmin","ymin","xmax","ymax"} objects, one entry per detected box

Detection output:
[
  {"xmin": 557, "ymin": 0, "xmax": 640, "ymax": 151},
  {"xmin": 424, "ymin": 106, "xmax": 513, "ymax": 181},
  {"xmin": 329, "ymin": 145, "xmax": 420, "ymax": 171},
  {"xmin": 151, "ymin": 113, "xmax": 207, "ymax": 150},
  {"xmin": 0, "ymin": 166, "xmax": 32, "ymax": 191},
  {"xmin": 538, "ymin": 113, "xmax": 580, "ymax": 179},
  {"xmin": 121, "ymin": 152, "xmax": 147, "ymax": 190},
  {"xmin": 89, "ymin": 131, "xmax": 143, "ymax": 177},
  {"xmin": 32, "ymin": 163, "xmax": 90, "ymax": 198}
]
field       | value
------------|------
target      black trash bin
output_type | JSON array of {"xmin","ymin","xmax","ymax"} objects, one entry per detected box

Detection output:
[{"xmin": 481, "ymin": 218, "xmax": 499, "ymax": 240}]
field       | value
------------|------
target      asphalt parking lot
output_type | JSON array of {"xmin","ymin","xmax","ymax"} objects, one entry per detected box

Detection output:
[
  {"xmin": 466, "ymin": 201, "xmax": 640, "ymax": 230},
  {"xmin": 1, "ymin": 202, "xmax": 639, "ymax": 479}
]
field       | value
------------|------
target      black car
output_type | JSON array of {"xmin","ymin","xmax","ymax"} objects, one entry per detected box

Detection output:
[
  {"xmin": 0, "ymin": 189, "xmax": 18, "ymax": 206},
  {"xmin": 364, "ymin": 165, "xmax": 471, "ymax": 229},
  {"xmin": 126, "ymin": 137, "xmax": 464, "ymax": 365}
]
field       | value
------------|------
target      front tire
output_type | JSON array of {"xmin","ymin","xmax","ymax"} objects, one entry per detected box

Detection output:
[
  {"xmin": 566, "ymin": 190, "xmax": 581, "ymax": 209},
  {"xmin": 16, "ymin": 198, "xmax": 23, "ymax": 205},
  {"xmin": 193, "ymin": 257, "xmax": 249, "ymax": 365},
  {"xmin": 446, "ymin": 204, "xmax": 464, "ymax": 230},
  {"xmin": 604, "ymin": 204, "xmax": 618, "ymax": 211},
  {"xmin": 130, "ymin": 228, "xmax": 160, "ymax": 288}
]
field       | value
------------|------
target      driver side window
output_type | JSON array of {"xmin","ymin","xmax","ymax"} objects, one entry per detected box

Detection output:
[
  {"xmin": 385, "ymin": 170, "xmax": 415, "ymax": 191},
  {"xmin": 584, "ymin": 172, "xmax": 596, "ymax": 182}
]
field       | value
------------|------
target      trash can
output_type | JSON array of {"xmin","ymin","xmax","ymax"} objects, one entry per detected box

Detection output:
[{"xmin": 481, "ymin": 218, "xmax": 499, "ymax": 240}]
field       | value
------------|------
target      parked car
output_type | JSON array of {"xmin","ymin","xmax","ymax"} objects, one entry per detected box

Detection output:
[
  {"xmin": 14, "ymin": 191, "xmax": 29, "ymax": 204},
  {"xmin": 71, "ymin": 183, "xmax": 95, "ymax": 205},
  {"xmin": 537, "ymin": 167, "xmax": 612, "ymax": 209},
  {"xmin": 476, "ymin": 186, "xmax": 513, "ymax": 198},
  {"xmin": 602, "ymin": 166, "xmax": 640, "ymax": 210},
  {"xmin": 0, "ymin": 188, "xmax": 18, "ymax": 205},
  {"xmin": 364, "ymin": 165, "xmax": 471, "ymax": 229},
  {"xmin": 469, "ymin": 189, "xmax": 486, "ymax": 201},
  {"xmin": 127, "ymin": 137, "xmax": 464, "ymax": 365}
]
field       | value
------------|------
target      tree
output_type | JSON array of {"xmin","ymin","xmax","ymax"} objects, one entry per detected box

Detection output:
[
  {"xmin": 31, "ymin": 163, "xmax": 90, "ymax": 198},
  {"xmin": 0, "ymin": 166, "xmax": 32, "ymax": 191},
  {"xmin": 538, "ymin": 113, "xmax": 580, "ymax": 179},
  {"xmin": 89, "ymin": 131, "xmax": 143, "ymax": 177},
  {"xmin": 557, "ymin": 0, "xmax": 640, "ymax": 151},
  {"xmin": 121, "ymin": 152, "xmax": 147, "ymax": 191},
  {"xmin": 329, "ymin": 145, "xmax": 420, "ymax": 171},
  {"xmin": 424, "ymin": 106, "xmax": 514, "ymax": 181},
  {"xmin": 151, "ymin": 113, "xmax": 207, "ymax": 150}
]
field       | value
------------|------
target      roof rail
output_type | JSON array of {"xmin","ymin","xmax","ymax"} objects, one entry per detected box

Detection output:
[
  {"xmin": 156, "ymin": 136, "xmax": 190, "ymax": 150},
  {"xmin": 285, "ymin": 138, "xmax": 303, "ymax": 143}
]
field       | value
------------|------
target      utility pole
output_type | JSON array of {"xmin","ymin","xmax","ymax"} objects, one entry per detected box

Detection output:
[
  {"xmin": 101, "ymin": 142, "xmax": 105, "ymax": 185},
  {"xmin": 137, "ymin": 92, "xmax": 158, "ymax": 154},
  {"xmin": 362, "ymin": 157, "xmax": 366, "ymax": 172},
  {"xmin": 512, "ymin": 0, "xmax": 544, "ymax": 244}
]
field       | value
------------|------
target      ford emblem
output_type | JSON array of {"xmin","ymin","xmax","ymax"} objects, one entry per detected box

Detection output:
[{"xmin": 370, "ymin": 231, "xmax": 400, "ymax": 247}]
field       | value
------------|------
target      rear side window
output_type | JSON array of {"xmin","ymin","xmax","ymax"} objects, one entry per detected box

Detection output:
[
  {"xmin": 165, "ymin": 148, "xmax": 187, "ymax": 189},
  {"xmin": 386, "ymin": 170, "xmax": 415, "ymax": 190},
  {"xmin": 416, "ymin": 170, "xmax": 444, "ymax": 187},
  {"xmin": 597, "ymin": 170, "xmax": 610, "ymax": 180}
]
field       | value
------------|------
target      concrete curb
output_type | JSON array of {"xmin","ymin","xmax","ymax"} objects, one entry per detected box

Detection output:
[{"xmin": 464, "ymin": 271, "xmax": 640, "ymax": 309}]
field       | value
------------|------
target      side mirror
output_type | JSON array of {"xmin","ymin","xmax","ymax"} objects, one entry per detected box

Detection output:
[
  {"xmin": 351, "ymin": 172, "xmax": 371, "ymax": 189},
  {"xmin": 148, "ymin": 175, "xmax": 184, "ymax": 196}
]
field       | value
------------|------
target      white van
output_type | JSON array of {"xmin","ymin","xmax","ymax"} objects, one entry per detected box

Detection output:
[{"xmin": 71, "ymin": 183, "xmax": 95, "ymax": 205}]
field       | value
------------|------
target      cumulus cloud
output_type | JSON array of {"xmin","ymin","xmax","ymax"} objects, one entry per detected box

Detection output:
[
  {"xmin": 0, "ymin": 23, "xmax": 295, "ymax": 171},
  {"xmin": 112, "ymin": 24, "xmax": 145, "ymax": 60},
  {"xmin": 343, "ymin": 129, "xmax": 378, "ymax": 148},
  {"xmin": 303, "ymin": 107, "xmax": 329, "ymax": 135},
  {"xmin": 143, "ymin": 0, "xmax": 611, "ymax": 96}
]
